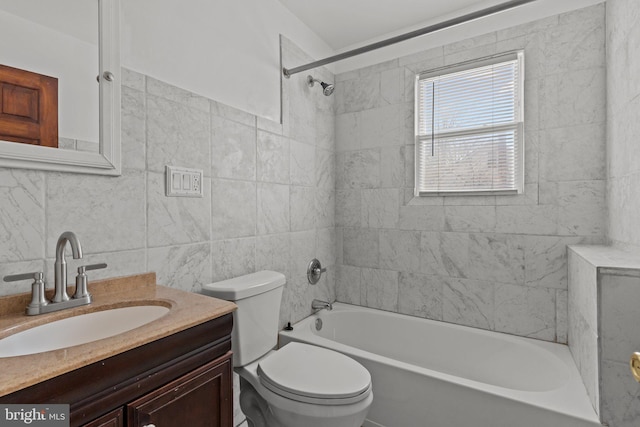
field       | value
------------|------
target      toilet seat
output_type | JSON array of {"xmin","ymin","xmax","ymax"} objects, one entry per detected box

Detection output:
[{"xmin": 257, "ymin": 342, "xmax": 372, "ymax": 406}]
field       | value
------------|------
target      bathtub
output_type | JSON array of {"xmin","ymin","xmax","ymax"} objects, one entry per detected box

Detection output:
[{"xmin": 279, "ymin": 303, "xmax": 601, "ymax": 427}]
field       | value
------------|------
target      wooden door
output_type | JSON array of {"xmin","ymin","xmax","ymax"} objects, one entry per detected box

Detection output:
[
  {"xmin": 0, "ymin": 64, "xmax": 58, "ymax": 147},
  {"xmin": 127, "ymin": 354, "xmax": 232, "ymax": 427}
]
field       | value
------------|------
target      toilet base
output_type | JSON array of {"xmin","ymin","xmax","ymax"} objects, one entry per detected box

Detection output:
[{"xmin": 239, "ymin": 376, "xmax": 372, "ymax": 427}]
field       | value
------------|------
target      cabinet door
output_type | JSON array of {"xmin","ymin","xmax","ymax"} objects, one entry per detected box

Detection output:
[
  {"xmin": 83, "ymin": 408, "xmax": 124, "ymax": 427},
  {"xmin": 127, "ymin": 354, "xmax": 232, "ymax": 427}
]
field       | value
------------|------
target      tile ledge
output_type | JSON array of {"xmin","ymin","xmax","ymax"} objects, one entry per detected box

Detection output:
[{"xmin": 569, "ymin": 244, "xmax": 640, "ymax": 272}]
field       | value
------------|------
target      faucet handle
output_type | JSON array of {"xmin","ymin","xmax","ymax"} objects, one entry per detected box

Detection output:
[
  {"xmin": 4, "ymin": 271, "xmax": 44, "ymax": 282},
  {"xmin": 4, "ymin": 272, "xmax": 48, "ymax": 315},
  {"xmin": 80, "ymin": 263, "xmax": 107, "ymax": 272},
  {"xmin": 73, "ymin": 263, "xmax": 106, "ymax": 300}
]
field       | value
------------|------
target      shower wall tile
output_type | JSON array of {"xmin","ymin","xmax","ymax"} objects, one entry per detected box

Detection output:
[
  {"xmin": 335, "ymin": 4, "xmax": 605, "ymax": 343},
  {"xmin": 314, "ymin": 188, "xmax": 335, "ymax": 229},
  {"xmin": 361, "ymin": 267, "xmax": 399, "ymax": 312},
  {"xmin": 398, "ymin": 272, "xmax": 442, "ymax": 320},
  {"xmin": 211, "ymin": 179, "xmax": 256, "ymax": 239},
  {"xmin": 257, "ymin": 182, "xmax": 290, "ymax": 235},
  {"xmin": 420, "ymin": 232, "xmax": 470, "ymax": 278},
  {"xmin": 147, "ymin": 172, "xmax": 211, "ymax": 247},
  {"xmin": 442, "ymin": 277, "xmax": 494, "ymax": 330},
  {"xmin": 288, "ymin": 230, "xmax": 316, "ymax": 279},
  {"xmin": 336, "ymin": 190, "xmax": 361, "ymax": 227},
  {"xmin": 444, "ymin": 206, "xmax": 496, "ymax": 233},
  {"xmin": 290, "ymin": 186, "xmax": 316, "ymax": 231},
  {"xmin": 336, "ymin": 149, "xmax": 380, "ymax": 189},
  {"xmin": 379, "ymin": 229, "xmax": 421, "ymax": 273},
  {"xmin": 524, "ymin": 236, "xmax": 584, "ymax": 289},
  {"xmin": 255, "ymin": 233, "xmax": 290, "ymax": 277},
  {"xmin": 315, "ymin": 148, "xmax": 335, "ymax": 189},
  {"xmin": 211, "ymin": 116, "xmax": 256, "ymax": 181},
  {"xmin": 467, "ymin": 233, "xmax": 525, "ymax": 285},
  {"xmin": 257, "ymin": 131, "xmax": 290, "ymax": 184},
  {"xmin": 0, "ymin": 169, "xmax": 44, "ymax": 263},
  {"xmin": 361, "ymin": 189, "xmax": 399, "ymax": 229},
  {"xmin": 360, "ymin": 104, "xmax": 405, "ymax": 149},
  {"xmin": 540, "ymin": 124, "xmax": 606, "ymax": 182},
  {"xmin": 336, "ymin": 264, "xmax": 361, "ymax": 304},
  {"xmin": 398, "ymin": 204, "xmax": 445, "ymax": 232},
  {"xmin": 343, "ymin": 227, "xmax": 379, "ymax": 268},
  {"xmin": 539, "ymin": 67, "xmax": 606, "ymax": 129},
  {"xmin": 316, "ymin": 227, "xmax": 336, "ymax": 266},
  {"xmin": 556, "ymin": 289, "xmax": 568, "ymax": 344},
  {"xmin": 494, "ymin": 283, "xmax": 556, "ymax": 341},
  {"xmin": 380, "ymin": 146, "xmax": 405, "ymax": 188},
  {"xmin": 335, "ymin": 112, "xmax": 361, "ymax": 152},
  {"xmin": 290, "ymin": 140, "xmax": 315, "ymax": 186}
]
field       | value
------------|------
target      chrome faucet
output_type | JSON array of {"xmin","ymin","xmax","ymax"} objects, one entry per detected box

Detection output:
[
  {"xmin": 311, "ymin": 299, "xmax": 333, "ymax": 311},
  {"xmin": 53, "ymin": 231, "xmax": 83, "ymax": 303},
  {"xmin": 3, "ymin": 231, "xmax": 107, "ymax": 315}
]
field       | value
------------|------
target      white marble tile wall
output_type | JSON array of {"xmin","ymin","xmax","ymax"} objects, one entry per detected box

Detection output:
[
  {"xmin": 600, "ymin": 270, "xmax": 640, "ymax": 427},
  {"xmin": 568, "ymin": 247, "xmax": 600, "ymax": 414},
  {"xmin": 335, "ymin": 3, "xmax": 606, "ymax": 344},
  {"xmin": 0, "ymin": 40, "xmax": 336, "ymax": 329},
  {"xmin": 607, "ymin": 0, "xmax": 640, "ymax": 247}
]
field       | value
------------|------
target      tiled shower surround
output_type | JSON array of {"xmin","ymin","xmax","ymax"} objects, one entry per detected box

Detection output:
[
  {"xmin": 334, "ymin": 3, "xmax": 606, "ymax": 343},
  {"xmin": 0, "ymin": 5, "xmax": 606, "ymax": 347}
]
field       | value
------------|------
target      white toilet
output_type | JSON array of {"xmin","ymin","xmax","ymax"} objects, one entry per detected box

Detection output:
[{"xmin": 202, "ymin": 270, "xmax": 373, "ymax": 427}]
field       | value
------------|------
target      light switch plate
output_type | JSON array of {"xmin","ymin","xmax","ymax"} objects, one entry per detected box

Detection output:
[{"xmin": 165, "ymin": 166, "xmax": 203, "ymax": 197}]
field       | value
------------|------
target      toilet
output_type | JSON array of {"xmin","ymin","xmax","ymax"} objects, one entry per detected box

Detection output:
[{"xmin": 202, "ymin": 270, "xmax": 373, "ymax": 427}]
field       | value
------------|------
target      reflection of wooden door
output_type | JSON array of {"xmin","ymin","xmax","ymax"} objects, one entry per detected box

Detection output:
[{"xmin": 0, "ymin": 64, "xmax": 58, "ymax": 147}]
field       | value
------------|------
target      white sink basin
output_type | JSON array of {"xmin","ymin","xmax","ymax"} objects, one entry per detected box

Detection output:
[{"xmin": 0, "ymin": 305, "xmax": 170, "ymax": 358}]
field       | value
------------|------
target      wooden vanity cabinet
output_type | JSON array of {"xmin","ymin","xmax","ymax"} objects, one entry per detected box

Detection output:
[{"xmin": 0, "ymin": 313, "xmax": 233, "ymax": 427}]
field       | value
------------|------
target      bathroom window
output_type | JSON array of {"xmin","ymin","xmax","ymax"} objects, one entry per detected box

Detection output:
[{"xmin": 414, "ymin": 51, "xmax": 524, "ymax": 196}]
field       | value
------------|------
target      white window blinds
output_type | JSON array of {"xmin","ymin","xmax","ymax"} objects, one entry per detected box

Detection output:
[{"xmin": 415, "ymin": 51, "xmax": 524, "ymax": 196}]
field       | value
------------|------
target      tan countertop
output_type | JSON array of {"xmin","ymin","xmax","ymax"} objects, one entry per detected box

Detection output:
[{"xmin": 0, "ymin": 272, "xmax": 236, "ymax": 397}]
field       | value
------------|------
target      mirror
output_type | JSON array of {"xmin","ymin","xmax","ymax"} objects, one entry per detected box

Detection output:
[{"xmin": 0, "ymin": 0, "xmax": 120, "ymax": 175}]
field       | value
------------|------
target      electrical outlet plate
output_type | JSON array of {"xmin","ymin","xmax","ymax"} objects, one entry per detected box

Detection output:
[{"xmin": 165, "ymin": 166, "xmax": 203, "ymax": 197}]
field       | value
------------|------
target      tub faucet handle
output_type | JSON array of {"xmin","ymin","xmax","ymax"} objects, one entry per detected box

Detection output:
[{"xmin": 307, "ymin": 258, "xmax": 326, "ymax": 285}]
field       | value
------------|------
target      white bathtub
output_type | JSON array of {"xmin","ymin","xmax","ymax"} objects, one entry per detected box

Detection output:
[{"xmin": 279, "ymin": 303, "xmax": 601, "ymax": 427}]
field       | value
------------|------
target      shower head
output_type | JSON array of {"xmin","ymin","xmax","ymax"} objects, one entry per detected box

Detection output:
[{"xmin": 307, "ymin": 75, "xmax": 335, "ymax": 96}]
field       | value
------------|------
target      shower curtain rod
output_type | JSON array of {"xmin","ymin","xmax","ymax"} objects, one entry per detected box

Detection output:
[{"xmin": 282, "ymin": 0, "xmax": 537, "ymax": 77}]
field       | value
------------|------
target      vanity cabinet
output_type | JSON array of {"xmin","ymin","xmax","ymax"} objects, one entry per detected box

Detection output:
[{"xmin": 0, "ymin": 313, "xmax": 233, "ymax": 427}]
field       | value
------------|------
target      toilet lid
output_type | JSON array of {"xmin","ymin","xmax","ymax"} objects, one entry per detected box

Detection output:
[{"xmin": 258, "ymin": 342, "xmax": 371, "ymax": 403}]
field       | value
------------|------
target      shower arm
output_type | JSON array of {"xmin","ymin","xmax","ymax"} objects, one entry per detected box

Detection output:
[{"xmin": 282, "ymin": 0, "xmax": 537, "ymax": 77}]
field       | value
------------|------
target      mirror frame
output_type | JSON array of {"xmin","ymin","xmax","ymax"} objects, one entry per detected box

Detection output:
[{"xmin": 0, "ymin": 0, "xmax": 121, "ymax": 176}]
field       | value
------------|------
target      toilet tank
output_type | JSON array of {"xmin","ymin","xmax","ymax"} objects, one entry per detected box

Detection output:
[{"xmin": 202, "ymin": 271, "xmax": 285, "ymax": 367}]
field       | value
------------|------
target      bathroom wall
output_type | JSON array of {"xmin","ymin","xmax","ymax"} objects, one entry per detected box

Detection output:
[
  {"xmin": 334, "ymin": 3, "xmax": 606, "ymax": 343},
  {"xmin": 0, "ymin": 38, "xmax": 335, "ymax": 330},
  {"xmin": 606, "ymin": 0, "xmax": 640, "ymax": 250}
]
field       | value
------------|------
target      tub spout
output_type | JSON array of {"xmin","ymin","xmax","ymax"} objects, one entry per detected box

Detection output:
[{"xmin": 312, "ymin": 299, "xmax": 333, "ymax": 311}]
